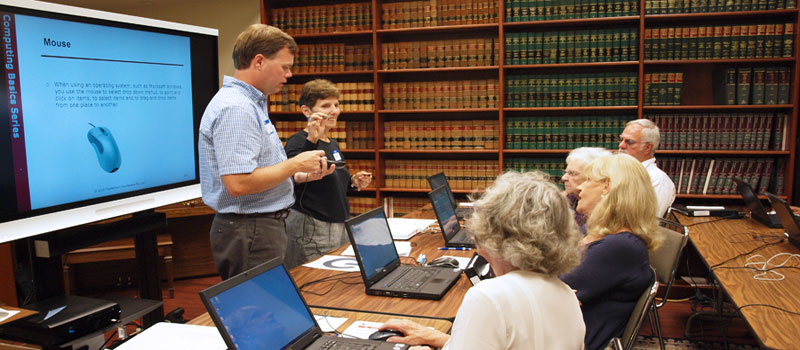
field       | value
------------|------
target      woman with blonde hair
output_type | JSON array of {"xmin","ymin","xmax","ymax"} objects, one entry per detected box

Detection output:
[
  {"xmin": 561, "ymin": 153, "xmax": 661, "ymax": 350},
  {"xmin": 377, "ymin": 170, "xmax": 586, "ymax": 350}
]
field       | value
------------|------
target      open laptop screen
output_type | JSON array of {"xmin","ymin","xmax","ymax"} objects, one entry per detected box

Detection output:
[
  {"xmin": 427, "ymin": 172, "xmax": 457, "ymax": 208},
  {"xmin": 735, "ymin": 179, "xmax": 769, "ymax": 221},
  {"xmin": 205, "ymin": 264, "xmax": 316, "ymax": 350},
  {"xmin": 430, "ymin": 187, "xmax": 460, "ymax": 241},
  {"xmin": 350, "ymin": 209, "xmax": 399, "ymax": 280}
]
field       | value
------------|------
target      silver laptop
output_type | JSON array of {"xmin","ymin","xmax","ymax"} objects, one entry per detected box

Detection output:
[
  {"xmin": 765, "ymin": 192, "xmax": 800, "ymax": 250},
  {"xmin": 428, "ymin": 186, "xmax": 476, "ymax": 248},
  {"xmin": 344, "ymin": 207, "xmax": 461, "ymax": 300},
  {"xmin": 199, "ymin": 257, "xmax": 408, "ymax": 350}
]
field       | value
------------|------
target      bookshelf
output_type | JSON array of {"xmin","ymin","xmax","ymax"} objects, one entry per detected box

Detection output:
[{"xmin": 261, "ymin": 0, "xmax": 798, "ymax": 209}]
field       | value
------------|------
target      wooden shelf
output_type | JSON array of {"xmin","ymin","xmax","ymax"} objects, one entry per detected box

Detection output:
[
  {"xmin": 268, "ymin": 111, "xmax": 375, "ymax": 116},
  {"xmin": 379, "ymin": 108, "xmax": 500, "ymax": 114},
  {"xmin": 503, "ymin": 16, "xmax": 640, "ymax": 28},
  {"xmin": 341, "ymin": 148, "xmax": 376, "ymax": 153},
  {"xmin": 377, "ymin": 23, "xmax": 499, "ymax": 35},
  {"xmin": 656, "ymin": 150, "xmax": 791, "ymax": 155},
  {"xmin": 380, "ymin": 187, "xmax": 474, "ymax": 193},
  {"xmin": 378, "ymin": 66, "xmax": 499, "ymax": 74},
  {"xmin": 504, "ymin": 106, "xmax": 638, "ymax": 112},
  {"xmin": 292, "ymin": 70, "xmax": 373, "ymax": 76},
  {"xmin": 644, "ymin": 58, "xmax": 795, "ymax": 65},
  {"xmin": 380, "ymin": 149, "xmax": 499, "ymax": 154},
  {"xmin": 644, "ymin": 104, "xmax": 793, "ymax": 110},
  {"xmin": 289, "ymin": 30, "xmax": 372, "ymax": 39},
  {"xmin": 644, "ymin": 9, "xmax": 798, "ymax": 22},
  {"xmin": 505, "ymin": 61, "xmax": 639, "ymax": 69}
]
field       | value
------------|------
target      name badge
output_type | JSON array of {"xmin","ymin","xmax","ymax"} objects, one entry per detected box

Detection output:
[{"xmin": 332, "ymin": 150, "xmax": 343, "ymax": 161}]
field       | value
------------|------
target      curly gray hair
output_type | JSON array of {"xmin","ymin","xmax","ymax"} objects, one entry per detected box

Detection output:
[{"xmin": 466, "ymin": 170, "xmax": 584, "ymax": 275}]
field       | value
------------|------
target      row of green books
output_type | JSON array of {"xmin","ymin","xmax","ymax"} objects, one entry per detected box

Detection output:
[
  {"xmin": 712, "ymin": 67, "xmax": 792, "ymax": 105},
  {"xmin": 643, "ymin": 72, "xmax": 683, "ymax": 106},
  {"xmin": 644, "ymin": 23, "xmax": 794, "ymax": 60},
  {"xmin": 645, "ymin": 0, "xmax": 796, "ymax": 14},
  {"xmin": 505, "ymin": 28, "xmax": 639, "ymax": 65},
  {"xmin": 505, "ymin": 115, "xmax": 630, "ymax": 149},
  {"xmin": 662, "ymin": 157, "xmax": 785, "ymax": 195},
  {"xmin": 505, "ymin": 0, "xmax": 639, "ymax": 21},
  {"xmin": 506, "ymin": 73, "xmax": 638, "ymax": 107},
  {"xmin": 648, "ymin": 112, "xmax": 787, "ymax": 151},
  {"xmin": 504, "ymin": 158, "xmax": 567, "ymax": 187}
]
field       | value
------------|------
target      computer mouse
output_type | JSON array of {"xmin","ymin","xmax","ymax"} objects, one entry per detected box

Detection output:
[
  {"xmin": 87, "ymin": 125, "xmax": 121, "ymax": 173},
  {"xmin": 428, "ymin": 257, "xmax": 459, "ymax": 268},
  {"xmin": 368, "ymin": 329, "xmax": 404, "ymax": 341}
]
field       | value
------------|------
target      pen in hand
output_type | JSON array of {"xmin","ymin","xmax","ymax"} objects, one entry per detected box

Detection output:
[{"xmin": 438, "ymin": 247, "xmax": 471, "ymax": 251}]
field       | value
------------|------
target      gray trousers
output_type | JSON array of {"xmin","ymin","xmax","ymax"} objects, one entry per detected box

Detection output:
[
  {"xmin": 283, "ymin": 209, "xmax": 349, "ymax": 269},
  {"xmin": 210, "ymin": 212, "xmax": 288, "ymax": 280}
]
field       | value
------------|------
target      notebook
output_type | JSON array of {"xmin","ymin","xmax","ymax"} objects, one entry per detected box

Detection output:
[
  {"xmin": 428, "ymin": 186, "xmax": 476, "ymax": 248},
  {"xmin": 765, "ymin": 192, "xmax": 800, "ymax": 249},
  {"xmin": 344, "ymin": 207, "xmax": 461, "ymax": 300},
  {"xmin": 734, "ymin": 178, "xmax": 782, "ymax": 228},
  {"xmin": 426, "ymin": 172, "xmax": 473, "ymax": 219},
  {"xmin": 199, "ymin": 257, "xmax": 408, "ymax": 350}
]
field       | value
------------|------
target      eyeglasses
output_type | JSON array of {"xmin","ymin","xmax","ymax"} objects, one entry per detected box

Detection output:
[
  {"xmin": 618, "ymin": 137, "xmax": 638, "ymax": 146},
  {"xmin": 563, "ymin": 170, "xmax": 581, "ymax": 177}
]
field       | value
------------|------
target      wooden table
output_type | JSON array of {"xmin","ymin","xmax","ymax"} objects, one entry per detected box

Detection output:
[
  {"xmin": 673, "ymin": 213, "xmax": 800, "ymax": 349},
  {"xmin": 189, "ymin": 306, "xmax": 453, "ymax": 334},
  {"xmin": 292, "ymin": 204, "xmax": 474, "ymax": 319}
]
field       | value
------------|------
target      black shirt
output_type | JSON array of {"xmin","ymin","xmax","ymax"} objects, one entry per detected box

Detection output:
[{"xmin": 284, "ymin": 130, "xmax": 352, "ymax": 222}]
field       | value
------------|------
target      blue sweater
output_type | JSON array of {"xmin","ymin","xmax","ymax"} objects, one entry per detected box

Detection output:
[{"xmin": 561, "ymin": 232, "xmax": 653, "ymax": 350}]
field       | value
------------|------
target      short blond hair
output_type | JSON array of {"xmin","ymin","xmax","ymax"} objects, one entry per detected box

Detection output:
[
  {"xmin": 299, "ymin": 79, "xmax": 340, "ymax": 108},
  {"xmin": 232, "ymin": 24, "xmax": 297, "ymax": 70},
  {"xmin": 466, "ymin": 171, "xmax": 584, "ymax": 275},
  {"xmin": 583, "ymin": 153, "xmax": 662, "ymax": 251}
]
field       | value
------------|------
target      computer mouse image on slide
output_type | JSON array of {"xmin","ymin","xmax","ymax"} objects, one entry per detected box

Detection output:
[
  {"xmin": 87, "ymin": 124, "xmax": 121, "ymax": 173},
  {"xmin": 368, "ymin": 329, "xmax": 405, "ymax": 341}
]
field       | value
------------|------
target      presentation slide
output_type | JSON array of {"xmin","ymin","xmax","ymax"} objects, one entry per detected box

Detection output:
[{"xmin": 10, "ymin": 14, "xmax": 196, "ymax": 210}]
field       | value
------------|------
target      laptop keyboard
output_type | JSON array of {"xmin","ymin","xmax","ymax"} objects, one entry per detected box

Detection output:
[
  {"xmin": 385, "ymin": 268, "xmax": 435, "ymax": 290},
  {"xmin": 319, "ymin": 339, "xmax": 377, "ymax": 350}
]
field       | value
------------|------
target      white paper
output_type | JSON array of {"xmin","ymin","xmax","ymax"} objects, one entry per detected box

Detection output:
[
  {"xmin": 0, "ymin": 307, "xmax": 20, "ymax": 323},
  {"xmin": 341, "ymin": 241, "xmax": 412, "ymax": 257},
  {"xmin": 458, "ymin": 202, "xmax": 474, "ymax": 207},
  {"xmin": 115, "ymin": 322, "xmax": 225, "ymax": 350},
  {"xmin": 303, "ymin": 255, "xmax": 361, "ymax": 271},
  {"xmin": 387, "ymin": 218, "xmax": 436, "ymax": 240},
  {"xmin": 314, "ymin": 315, "xmax": 348, "ymax": 333},
  {"xmin": 341, "ymin": 320, "xmax": 384, "ymax": 339}
]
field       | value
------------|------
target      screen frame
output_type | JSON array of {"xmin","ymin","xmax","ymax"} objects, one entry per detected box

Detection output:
[
  {"xmin": 0, "ymin": 0, "xmax": 218, "ymax": 243},
  {"xmin": 344, "ymin": 207, "xmax": 402, "ymax": 286}
]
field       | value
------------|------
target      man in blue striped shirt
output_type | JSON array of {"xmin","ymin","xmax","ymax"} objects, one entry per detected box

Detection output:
[{"xmin": 199, "ymin": 24, "xmax": 334, "ymax": 280}]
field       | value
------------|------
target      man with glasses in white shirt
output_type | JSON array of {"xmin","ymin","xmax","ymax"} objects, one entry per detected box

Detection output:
[{"xmin": 618, "ymin": 119, "xmax": 676, "ymax": 218}]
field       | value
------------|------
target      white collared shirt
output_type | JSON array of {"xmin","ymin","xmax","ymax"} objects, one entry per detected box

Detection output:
[{"xmin": 642, "ymin": 157, "xmax": 676, "ymax": 218}]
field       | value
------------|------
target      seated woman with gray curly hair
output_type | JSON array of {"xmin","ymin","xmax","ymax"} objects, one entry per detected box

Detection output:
[{"xmin": 377, "ymin": 171, "xmax": 586, "ymax": 350}]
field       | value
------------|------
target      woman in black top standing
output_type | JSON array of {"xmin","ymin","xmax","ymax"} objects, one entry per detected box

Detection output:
[{"xmin": 284, "ymin": 79, "xmax": 372, "ymax": 269}]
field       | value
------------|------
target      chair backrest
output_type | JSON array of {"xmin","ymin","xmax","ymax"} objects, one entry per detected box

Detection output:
[
  {"xmin": 649, "ymin": 218, "xmax": 690, "ymax": 308},
  {"xmin": 618, "ymin": 266, "xmax": 659, "ymax": 350}
]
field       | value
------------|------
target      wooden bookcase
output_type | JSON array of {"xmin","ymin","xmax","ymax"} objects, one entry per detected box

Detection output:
[{"xmin": 260, "ymin": 0, "xmax": 798, "ymax": 209}]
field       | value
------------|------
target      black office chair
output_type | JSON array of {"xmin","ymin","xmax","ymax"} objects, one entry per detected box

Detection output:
[{"xmin": 605, "ymin": 266, "xmax": 659, "ymax": 350}]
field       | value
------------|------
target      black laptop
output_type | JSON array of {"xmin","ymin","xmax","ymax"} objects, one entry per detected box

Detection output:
[
  {"xmin": 426, "ymin": 172, "xmax": 473, "ymax": 219},
  {"xmin": 734, "ymin": 178, "xmax": 782, "ymax": 228},
  {"xmin": 428, "ymin": 186, "xmax": 476, "ymax": 248},
  {"xmin": 344, "ymin": 207, "xmax": 461, "ymax": 300},
  {"xmin": 199, "ymin": 257, "xmax": 408, "ymax": 350},
  {"xmin": 765, "ymin": 192, "xmax": 800, "ymax": 249}
]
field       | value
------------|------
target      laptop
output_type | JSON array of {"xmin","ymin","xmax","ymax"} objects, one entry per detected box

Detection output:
[
  {"xmin": 428, "ymin": 186, "xmax": 476, "ymax": 248},
  {"xmin": 426, "ymin": 172, "xmax": 473, "ymax": 219},
  {"xmin": 734, "ymin": 178, "xmax": 782, "ymax": 228},
  {"xmin": 199, "ymin": 258, "xmax": 408, "ymax": 350},
  {"xmin": 344, "ymin": 207, "xmax": 461, "ymax": 300},
  {"xmin": 765, "ymin": 192, "xmax": 800, "ymax": 249}
]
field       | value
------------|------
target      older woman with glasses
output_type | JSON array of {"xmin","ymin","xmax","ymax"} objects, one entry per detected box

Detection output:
[
  {"xmin": 561, "ymin": 147, "xmax": 612, "ymax": 234},
  {"xmin": 376, "ymin": 171, "xmax": 586, "ymax": 350}
]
